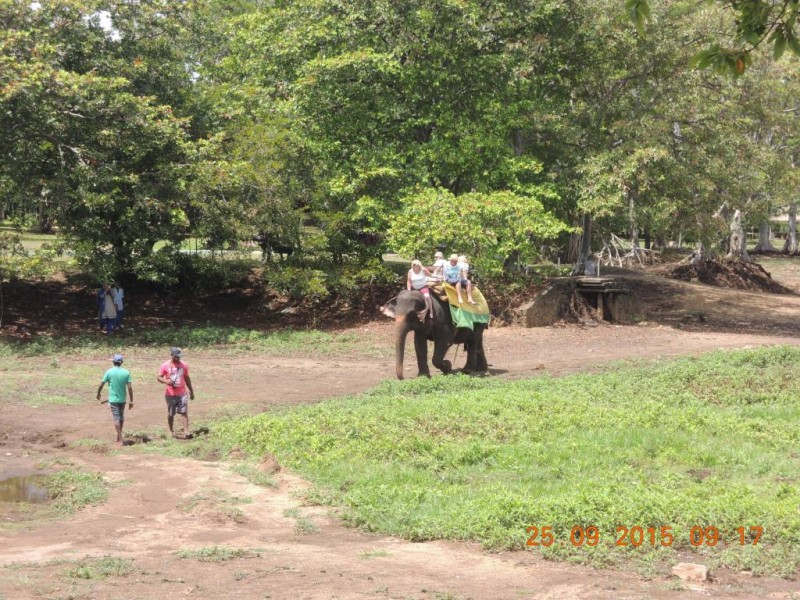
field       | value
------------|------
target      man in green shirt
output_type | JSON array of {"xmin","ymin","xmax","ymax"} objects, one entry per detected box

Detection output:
[{"xmin": 97, "ymin": 354, "xmax": 134, "ymax": 446}]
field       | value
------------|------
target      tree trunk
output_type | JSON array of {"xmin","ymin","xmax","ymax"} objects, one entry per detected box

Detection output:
[
  {"xmin": 727, "ymin": 209, "xmax": 750, "ymax": 261},
  {"xmin": 36, "ymin": 213, "xmax": 53, "ymax": 234},
  {"xmin": 503, "ymin": 250, "xmax": 520, "ymax": 272},
  {"xmin": 512, "ymin": 129, "xmax": 524, "ymax": 156},
  {"xmin": 686, "ymin": 242, "xmax": 710, "ymax": 265},
  {"xmin": 571, "ymin": 213, "xmax": 592, "ymax": 276},
  {"xmin": 35, "ymin": 189, "xmax": 53, "ymax": 233},
  {"xmin": 783, "ymin": 203, "xmax": 798, "ymax": 254},
  {"xmin": 628, "ymin": 189, "xmax": 639, "ymax": 248},
  {"xmin": 753, "ymin": 222, "xmax": 775, "ymax": 252}
]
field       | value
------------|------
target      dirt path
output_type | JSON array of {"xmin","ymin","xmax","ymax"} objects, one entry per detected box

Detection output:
[{"xmin": 2, "ymin": 322, "xmax": 800, "ymax": 599}]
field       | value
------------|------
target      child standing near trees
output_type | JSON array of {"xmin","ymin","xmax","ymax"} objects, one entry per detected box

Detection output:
[
  {"xmin": 101, "ymin": 283, "xmax": 117, "ymax": 335},
  {"xmin": 458, "ymin": 255, "xmax": 471, "ymax": 280},
  {"xmin": 112, "ymin": 282, "xmax": 125, "ymax": 330},
  {"xmin": 407, "ymin": 260, "xmax": 434, "ymax": 320}
]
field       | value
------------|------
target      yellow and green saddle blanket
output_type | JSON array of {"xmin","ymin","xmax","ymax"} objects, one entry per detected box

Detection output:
[{"xmin": 442, "ymin": 283, "xmax": 491, "ymax": 330}]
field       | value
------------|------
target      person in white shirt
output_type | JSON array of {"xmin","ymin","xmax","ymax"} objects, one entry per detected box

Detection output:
[
  {"xmin": 443, "ymin": 254, "xmax": 476, "ymax": 304},
  {"xmin": 429, "ymin": 251, "xmax": 447, "ymax": 280},
  {"xmin": 458, "ymin": 255, "xmax": 470, "ymax": 277},
  {"xmin": 101, "ymin": 283, "xmax": 117, "ymax": 335},
  {"xmin": 112, "ymin": 283, "xmax": 125, "ymax": 329},
  {"xmin": 407, "ymin": 260, "xmax": 434, "ymax": 320}
]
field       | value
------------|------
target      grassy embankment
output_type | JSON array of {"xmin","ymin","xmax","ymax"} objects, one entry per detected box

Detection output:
[
  {"xmin": 0, "ymin": 326, "xmax": 376, "ymax": 359},
  {"xmin": 214, "ymin": 346, "xmax": 800, "ymax": 577}
]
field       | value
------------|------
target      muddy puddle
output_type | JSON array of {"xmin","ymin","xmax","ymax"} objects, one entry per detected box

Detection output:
[{"xmin": 0, "ymin": 473, "xmax": 49, "ymax": 503}]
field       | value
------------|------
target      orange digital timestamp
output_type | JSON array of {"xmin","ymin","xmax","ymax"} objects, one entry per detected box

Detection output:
[{"xmin": 525, "ymin": 526, "xmax": 763, "ymax": 547}]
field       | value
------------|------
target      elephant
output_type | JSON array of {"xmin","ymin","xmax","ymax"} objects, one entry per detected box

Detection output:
[{"xmin": 381, "ymin": 289, "xmax": 489, "ymax": 380}]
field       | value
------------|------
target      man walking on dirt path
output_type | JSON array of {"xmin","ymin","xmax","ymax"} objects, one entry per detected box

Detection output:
[
  {"xmin": 157, "ymin": 347, "xmax": 195, "ymax": 439},
  {"xmin": 97, "ymin": 353, "xmax": 133, "ymax": 446}
]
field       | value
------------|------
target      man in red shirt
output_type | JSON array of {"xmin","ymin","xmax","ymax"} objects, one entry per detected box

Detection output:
[{"xmin": 157, "ymin": 347, "xmax": 195, "ymax": 439}]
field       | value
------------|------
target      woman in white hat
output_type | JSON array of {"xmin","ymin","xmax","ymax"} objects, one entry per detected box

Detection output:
[{"xmin": 407, "ymin": 259, "xmax": 434, "ymax": 319}]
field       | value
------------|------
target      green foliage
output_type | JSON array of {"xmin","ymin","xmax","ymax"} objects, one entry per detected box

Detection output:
[
  {"xmin": 634, "ymin": 1, "xmax": 800, "ymax": 73},
  {"xmin": 0, "ymin": 1, "xmax": 199, "ymax": 277},
  {"xmin": 0, "ymin": 232, "xmax": 56, "ymax": 283},
  {"xmin": 626, "ymin": 0, "xmax": 651, "ymax": 37},
  {"xmin": 173, "ymin": 254, "xmax": 253, "ymax": 294},
  {"xmin": 388, "ymin": 187, "xmax": 567, "ymax": 274},
  {"xmin": 231, "ymin": 464, "xmax": 278, "ymax": 489},
  {"xmin": 215, "ymin": 0, "xmax": 577, "ymax": 266},
  {"xmin": 43, "ymin": 468, "xmax": 110, "ymax": 516},
  {"xmin": 187, "ymin": 121, "xmax": 307, "ymax": 254},
  {"xmin": 2, "ymin": 0, "xmax": 799, "ymax": 288},
  {"xmin": 690, "ymin": 45, "xmax": 751, "ymax": 76},
  {"xmin": 64, "ymin": 557, "xmax": 134, "ymax": 580},
  {"xmin": 69, "ymin": 439, "xmax": 111, "ymax": 452},
  {"xmin": 216, "ymin": 346, "xmax": 800, "ymax": 575},
  {"xmin": 264, "ymin": 264, "xmax": 329, "ymax": 299},
  {"xmin": 283, "ymin": 508, "xmax": 321, "ymax": 535},
  {"xmin": 263, "ymin": 259, "xmax": 398, "ymax": 302}
]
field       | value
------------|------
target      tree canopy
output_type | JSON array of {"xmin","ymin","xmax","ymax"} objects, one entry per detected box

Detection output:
[
  {"xmin": 631, "ymin": 0, "xmax": 800, "ymax": 74},
  {"xmin": 1, "ymin": 0, "xmax": 798, "ymax": 285}
]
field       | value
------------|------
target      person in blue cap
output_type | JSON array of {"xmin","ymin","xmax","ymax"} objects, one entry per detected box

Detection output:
[{"xmin": 97, "ymin": 353, "xmax": 134, "ymax": 446}]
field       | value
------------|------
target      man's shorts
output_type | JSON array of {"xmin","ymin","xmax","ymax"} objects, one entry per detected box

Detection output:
[
  {"xmin": 109, "ymin": 402, "xmax": 126, "ymax": 423},
  {"xmin": 165, "ymin": 394, "xmax": 189, "ymax": 416}
]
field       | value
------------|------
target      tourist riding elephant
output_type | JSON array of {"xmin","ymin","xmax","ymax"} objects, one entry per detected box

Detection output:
[{"xmin": 381, "ymin": 289, "xmax": 489, "ymax": 380}]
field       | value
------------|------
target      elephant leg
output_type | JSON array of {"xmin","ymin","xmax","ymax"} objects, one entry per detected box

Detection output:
[
  {"xmin": 431, "ymin": 336, "xmax": 452, "ymax": 374},
  {"xmin": 474, "ymin": 325, "xmax": 488, "ymax": 372},
  {"xmin": 414, "ymin": 330, "xmax": 431, "ymax": 378},
  {"xmin": 476, "ymin": 345, "xmax": 488, "ymax": 371},
  {"xmin": 462, "ymin": 326, "xmax": 487, "ymax": 374},
  {"xmin": 463, "ymin": 337, "xmax": 478, "ymax": 373}
]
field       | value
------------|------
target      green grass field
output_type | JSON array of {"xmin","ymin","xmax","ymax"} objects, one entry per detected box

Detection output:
[
  {"xmin": 0, "ymin": 325, "xmax": 377, "ymax": 359},
  {"xmin": 215, "ymin": 346, "xmax": 800, "ymax": 576}
]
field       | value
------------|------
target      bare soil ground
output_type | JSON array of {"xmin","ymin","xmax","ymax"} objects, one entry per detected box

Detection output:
[{"xmin": 3, "ymin": 262, "xmax": 800, "ymax": 599}]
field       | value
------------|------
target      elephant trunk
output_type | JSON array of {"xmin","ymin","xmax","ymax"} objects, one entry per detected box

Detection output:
[{"xmin": 395, "ymin": 315, "xmax": 410, "ymax": 380}]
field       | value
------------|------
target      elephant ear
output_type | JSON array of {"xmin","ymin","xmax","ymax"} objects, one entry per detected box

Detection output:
[{"xmin": 380, "ymin": 296, "xmax": 398, "ymax": 318}]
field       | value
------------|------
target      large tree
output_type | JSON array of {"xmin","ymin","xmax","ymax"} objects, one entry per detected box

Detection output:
[
  {"xmin": 211, "ymin": 0, "xmax": 577, "ymax": 266},
  {"xmin": 0, "ymin": 0, "xmax": 199, "ymax": 277},
  {"xmin": 549, "ymin": 0, "xmax": 800, "ymax": 268},
  {"xmin": 631, "ymin": 0, "xmax": 800, "ymax": 74}
]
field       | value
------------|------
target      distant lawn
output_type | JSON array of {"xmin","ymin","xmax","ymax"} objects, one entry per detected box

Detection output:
[
  {"xmin": 217, "ymin": 346, "xmax": 800, "ymax": 577},
  {"xmin": 0, "ymin": 224, "xmax": 224, "ymax": 255},
  {"xmin": 0, "ymin": 325, "xmax": 379, "ymax": 358},
  {"xmin": 0, "ymin": 226, "xmax": 61, "ymax": 252},
  {"xmin": 754, "ymin": 255, "xmax": 800, "ymax": 291}
]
